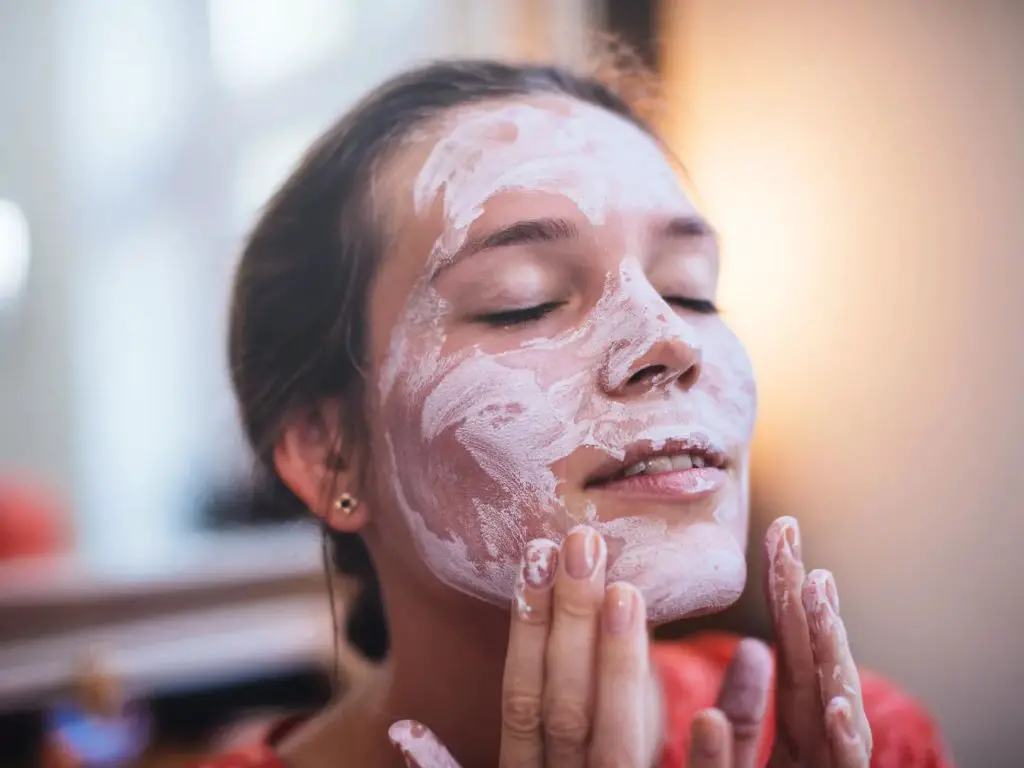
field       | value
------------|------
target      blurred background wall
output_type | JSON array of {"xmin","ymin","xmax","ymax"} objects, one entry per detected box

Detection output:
[{"xmin": 662, "ymin": 3, "xmax": 1024, "ymax": 764}]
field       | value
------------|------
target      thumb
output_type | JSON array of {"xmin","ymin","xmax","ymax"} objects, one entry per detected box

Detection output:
[
  {"xmin": 716, "ymin": 638, "xmax": 773, "ymax": 767},
  {"xmin": 388, "ymin": 720, "xmax": 462, "ymax": 768}
]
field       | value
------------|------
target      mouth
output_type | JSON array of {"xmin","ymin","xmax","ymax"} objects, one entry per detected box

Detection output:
[{"xmin": 584, "ymin": 436, "xmax": 730, "ymax": 491}]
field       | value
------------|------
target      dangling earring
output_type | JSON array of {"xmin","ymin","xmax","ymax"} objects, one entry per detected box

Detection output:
[{"xmin": 334, "ymin": 492, "xmax": 358, "ymax": 514}]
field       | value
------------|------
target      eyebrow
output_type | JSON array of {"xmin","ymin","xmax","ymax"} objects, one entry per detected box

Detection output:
[
  {"xmin": 661, "ymin": 215, "xmax": 715, "ymax": 240},
  {"xmin": 430, "ymin": 214, "xmax": 715, "ymax": 281},
  {"xmin": 431, "ymin": 217, "xmax": 580, "ymax": 281},
  {"xmin": 428, "ymin": 219, "xmax": 581, "ymax": 282}
]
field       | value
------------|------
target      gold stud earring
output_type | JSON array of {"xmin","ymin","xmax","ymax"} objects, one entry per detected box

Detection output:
[{"xmin": 334, "ymin": 492, "xmax": 358, "ymax": 514}]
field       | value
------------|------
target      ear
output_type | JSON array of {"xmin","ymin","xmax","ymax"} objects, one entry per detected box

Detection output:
[{"xmin": 273, "ymin": 399, "xmax": 368, "ymax": 533}]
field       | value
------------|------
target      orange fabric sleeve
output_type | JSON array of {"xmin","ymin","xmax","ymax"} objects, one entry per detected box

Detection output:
[
  {"xmin": 651, "ymin": 632, "xmax": 954, "ymax": 768},
  {"xmin": 194, "ymin": 633, "xmax": 953, "ymax": 767}
]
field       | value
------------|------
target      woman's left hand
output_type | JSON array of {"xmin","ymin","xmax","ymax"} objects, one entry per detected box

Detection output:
[{"xmin": 688, "ymin": 516, "xmax": 873, "ymax": 767}]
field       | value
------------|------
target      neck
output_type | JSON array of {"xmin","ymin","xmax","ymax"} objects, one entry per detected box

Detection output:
[
  {"xmin": 281, "ymin": 569, "xmax": 511, "ymax": 768},
  {"xmin": 383, "ymin": 583, "xmax": 511, "ymax": 765}
]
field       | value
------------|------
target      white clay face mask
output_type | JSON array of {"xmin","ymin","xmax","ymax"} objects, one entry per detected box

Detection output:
[{"xmin": 375, "ymin": 98, "xmax": 758, "ymax": 622}]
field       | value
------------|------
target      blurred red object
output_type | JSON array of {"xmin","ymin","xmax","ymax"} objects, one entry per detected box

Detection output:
[{"xmin": 0, "ymin": 476, "xmax": 68, "ymax": 560}]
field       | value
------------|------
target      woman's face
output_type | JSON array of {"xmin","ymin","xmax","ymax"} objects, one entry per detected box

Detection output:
[{"xmin": 366, "ymin": 96, "xmax": 757, "ymax": 622}]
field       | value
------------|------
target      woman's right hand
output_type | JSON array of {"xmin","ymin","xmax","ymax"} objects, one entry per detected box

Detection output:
[{"xmin": 388, "ymin": 526, "xmax": 662, "ymax": 767}]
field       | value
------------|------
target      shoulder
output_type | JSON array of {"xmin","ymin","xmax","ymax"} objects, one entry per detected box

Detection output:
[{"xmin": 651, "ymin": 633, "xmax": 954, "ymax": 768}]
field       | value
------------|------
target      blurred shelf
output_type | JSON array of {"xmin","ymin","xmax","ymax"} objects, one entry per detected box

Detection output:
[
  {"xmin": 0, "ymin": 527, "xmax": 333, "ymax": 713},
  {"xmin": 0, "ymin": 595, "xmax": 333, "ymax": 713},
  {"xmin": 0, "ymin": 526, "xmax": 322, "ymax": 607}
]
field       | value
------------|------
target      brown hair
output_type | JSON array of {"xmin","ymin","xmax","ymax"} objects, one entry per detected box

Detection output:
[{"xmin": 228, "ymin": 56, "xmax": 657, "ymax": 661}]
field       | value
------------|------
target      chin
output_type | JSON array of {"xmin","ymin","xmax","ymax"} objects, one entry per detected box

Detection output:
[{"xmin": 600, "ymin": 520, "xmax": 748, "ymax": 625}]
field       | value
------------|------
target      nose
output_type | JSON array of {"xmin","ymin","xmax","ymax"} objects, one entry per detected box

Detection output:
[{"xmin": 600, "ymin": 318, "xmax": 703, "ymax": 396}]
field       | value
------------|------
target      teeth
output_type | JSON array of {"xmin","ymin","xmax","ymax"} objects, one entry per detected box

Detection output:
[
  {"xmin": 622, "ymin": 462, "xmax": 646, "ymax": 478},
  {"xmin": 671, "ymin": 454, "xmax": 694, "ymax": 470},
  {"xmin": 644, "ymin": 456, "xmax": 674, "ymax": 474},
  {"xmin": 618, "ymin": 452, "xmax": 709, "ymax": 479}
]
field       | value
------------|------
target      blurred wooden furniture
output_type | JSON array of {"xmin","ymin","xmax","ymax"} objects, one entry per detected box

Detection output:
[{"xmin": 0, "ymin": 526, "xmax": 334, "ymax": 766}]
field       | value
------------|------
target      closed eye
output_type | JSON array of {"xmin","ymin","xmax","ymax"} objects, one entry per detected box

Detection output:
[
  {"xmin": 474, "ymin": 302, "xmax": 564, "ymax": 328},
  {"xmin": 665, "ymin": 296, "xmax": 719, "ymax": 314}
]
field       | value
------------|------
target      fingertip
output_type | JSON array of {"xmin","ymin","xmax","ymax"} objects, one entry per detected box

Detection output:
[
  {"xmin": 690, "ymin": 707, "xmax": 730, "ymax": 757},
  {"xmin": 560, "ymin": 525, "xmax": 606, "ymax": 582},
  {"xmin": 523, "ymin": 538, "xmax": 560, "ymax": 588},
  {"xmin": 388, "ymin": 720, "xmax": 458, "ymax": 768},
  {"xmin": 388, "ymin": 720, "xmax": 418, "ymax": 767},
  {"xmin": 602, "ymin": 581, "xmax": 641, "ymax": 636},
  {"xmin": 735, "ymin": 637, "xmax": 772, "ymax": 667},
  {"xmin": 801, "ymin": 569, "xmax": 833, "ymax": 615},
  {"xmin": 717, "ymin": 639, "xmax": 772, "ymax": 732},
  {"xmin": 387, "ymin": 719, "xmax": 419, "ymax": 747},
  {"xmin": 826, "ymin": 696, "xmax": 869, "ymax": 762},
  {"xmin": 826, "ymin": 695, "xmax": 852, "ymax": 720},
  {"xmin": 764, "ymin": 518, "xmax": 803, "ymax": 594},
  {"xmin": 513, "ymin": 538, "xmax": 559, "ymax": 622},
  {"xmin": 766, "ymin": 515, "xmax": 799, "ymax": 548},
  {"xmin": 768, "ymin": 515, "xmax": 799, "ymax": 537}
]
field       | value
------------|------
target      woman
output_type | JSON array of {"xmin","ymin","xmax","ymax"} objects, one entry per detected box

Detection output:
[{"xmin": 203, "ymin": 56, "xmax": 950, "ymax": 767}]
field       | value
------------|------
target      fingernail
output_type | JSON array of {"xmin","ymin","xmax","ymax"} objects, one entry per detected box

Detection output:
[
  {"xmin": 522, "ymin": 539, "xmax": 558, "ymax": 590},
  {"xmin": 603, "ymin": 582, "xmax": 636, "ymax": 635},
  {"xmin": 825, "ymin": 573, "xmax": 840, "ymax": 614},
  {"xmin": 803, "ymin": 570, "xmax": 836, "ymax": 625},
  {"xmin": 830, "ymin": 696, "xmax": 856, "ymax": 742},
  {"xmin": 564, "ymin": 526, "xmax": 601, "ymax": 579},
  {"xmin": 782, "ymin": 518, "xmax": 801, "ymax": 561},
  {"xmin": 388, "ymin": 720, "xmax": 426, "ymax": 768},
  {"xmin": 694, "ymin": 709, "xmax": 725, "ymax": 756}
]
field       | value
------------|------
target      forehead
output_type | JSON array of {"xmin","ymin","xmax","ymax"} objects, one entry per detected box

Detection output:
[{"xmin": 381, "ymin": 96, "xmax": 696, "ymax": 236}]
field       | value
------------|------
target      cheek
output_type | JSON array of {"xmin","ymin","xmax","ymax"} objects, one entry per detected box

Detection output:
[
  {"xmin": 393, "ymin": 351, "xmax": 585, "ymax": 519},
  {"xmin": 374, "ymin": 342, "xmax": 587, "ymax": 605},
  {"xmin": 695, "ymin": 321, "xmax": 759, "ymax": 444}
]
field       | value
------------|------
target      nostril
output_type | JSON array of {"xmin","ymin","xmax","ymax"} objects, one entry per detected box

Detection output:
[
  {"xmin": 678, "ymin": 362, "xmax": 700, "ymax": 390},
  {"xmin": 628, "ymin": 364, "xmax": 669, "ymax": 386},
  {"xmin": 626, "ymin": 361, "xmax": 701, "ymax": 391}
]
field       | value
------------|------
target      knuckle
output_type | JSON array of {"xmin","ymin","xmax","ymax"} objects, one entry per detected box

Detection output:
[
  {"xmin": 543, "ymin": 696, "xmax": 591, "ymax": 746},
  {"xmin": 501, "ymin": 692, "xmax": 543, "ymax": 738},
  {"xmin": 555, "ymin": 592, "xmax": 601, "ymax": 620},
  {"xmin": 515, "ymin": 608, "xmax": 550, "ymax": 627}
]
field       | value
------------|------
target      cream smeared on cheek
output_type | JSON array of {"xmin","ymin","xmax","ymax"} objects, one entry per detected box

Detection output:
[{"xmin": 376, "ymin": 100, "xmax": 757, "ymax": 621}]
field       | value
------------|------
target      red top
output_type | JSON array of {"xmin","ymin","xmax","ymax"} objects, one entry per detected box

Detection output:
[{"xmin": 193, "ymin": 633, "xmax": 953, "ymax": 768}]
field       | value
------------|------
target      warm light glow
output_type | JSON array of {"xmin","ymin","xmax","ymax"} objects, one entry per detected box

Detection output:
[{"xmin": 659, "ymin": 27, "xmax": 854, "ymax": 427}]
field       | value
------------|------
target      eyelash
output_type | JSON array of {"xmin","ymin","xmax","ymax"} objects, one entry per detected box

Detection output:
[
  {"xmin": 475, "ymin": 297, "xmax": 718, "ymax": 328},
  {"xmin": 476, "ymin": 302, "xmax": 564, "ymax": 328},
  {"xmin": 666, "ymin": 296, "xmax": 719, "ymax": 315}
]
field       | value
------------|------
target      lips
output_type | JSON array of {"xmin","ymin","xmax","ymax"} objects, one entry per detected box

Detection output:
[{"xmin": 585, "ymin": 436, "xmax": 729, "ymax": 488}]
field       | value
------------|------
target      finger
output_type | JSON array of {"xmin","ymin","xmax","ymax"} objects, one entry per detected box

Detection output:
[
  {"xmin": 716, "ymin": 638, "xmax": 772, "ymax": 767},
  {"xmin": 589, "ymin": 582, "xmax": 648, "ymax": 766},
  {"xmin": 543, "ymin": 525, "xmax": 606, "ymax": 767},
  {"xmin": 389, "ymin": 720, "xmax": 462, "ymax": 768},
  {"xmin": 688, "ymin": 708, "xmax": 733, "ymax": 768},
  {"xmin": 763, "ymin": 517, "xmax": 825, "ymax": 761},
  {"xmin": 802, "ymin": 570, "xmax": 872, "ymax": 755},
  {"xmin": 824, "ymin": 696, "xmax": 871, "ymax": 768},
  {"xmin": 500, "ymin": 538, "xmax": 558, "ymax": 768}
]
